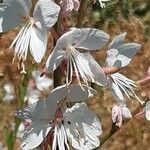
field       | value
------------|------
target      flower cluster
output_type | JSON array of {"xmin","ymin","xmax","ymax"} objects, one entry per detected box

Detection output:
[{"xmin": 0, "ymin": 0, "xmax": 149, "ymax": 150}]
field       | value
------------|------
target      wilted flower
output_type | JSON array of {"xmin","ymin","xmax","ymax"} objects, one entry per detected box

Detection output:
[
  {"xmin": 60, "ymin": 0, "xmax": 80, "ymax": 17},
  {"xmin": 105, "ymin": 32, "xmax": 144, "ymax": 104},
  {"xmin": 112, "ymin": 105, "xmax": 132, "ymax": 127},
  {"xmin": 16, "ymin": 84, "xmax": 96, "ymax": 149},
  {"xmin": 2, "ymin": 83, "xmax": 15, "ymax": 103},
  {"xmin": 46, "ymin": 28, "xmax": 110, "ymax": 86},
  {"xmin": 0, "ymin": 0, "xmax": 60, "ymax": 68}
]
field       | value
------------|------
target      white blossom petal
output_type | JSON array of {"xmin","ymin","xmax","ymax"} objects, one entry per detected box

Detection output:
[
  {"xmin": 21, "ymin": 122, "xmax": 52, "ymax": 150},
  {"xmin": 33, "ymin": 0, "xmax": 60, "ymax": 29},
  {"xmin": 108, "ymin": 32, "xmax": 126, "ymax": 50},
  {"xmin": 74, "ymin": 28, "xmax": 110, "ymax": 50},
  {"xmin": 106, "ymin": 33, "xmax": 141, "ymax": 68},
  {"xmin": 2, "ymin": 83, "xmax": 14, "ymax": 103},
  {"xmin": 107, "ymin": 76, "xmax": 124, "ymax": 104},
  {"xmin": 80, "ymin": 53, "xmax": 107, "ymax": 86},
  {"xmin": 16, "ymin": 84, "xmax": 96, "ymax": 122},
  {"xmin": 32, "ymin": 70, "xmax": 53, "ymax": 91},
  {"xmin": 46, "ymin": 48, "xmax": 65, "ymax": 72},
  {"xmin": 30, "ymin": 26, "xmax": 47, "ymax": 63},
  {"xmin": 122, "ymin": 106, "xmax": 132, "ymax": 119},
  {"xmin": 17, "ymin": 123, "xmax": 26, "ymax": 139},
  {"xmin": 2, "ymin": 94, "xmax": 14, "ymax": 103},
  {"xmin": 51, "ymin": 84, "xmax": 97, "ymax": 102},
  {"xmin": 16, "ymin": 93, "xmax": 58, "ymax": 122},
  {"xmin": 0, "ymin": 0, "xmax": 31, "ymax": 32},
  {"xmin": 109, "ymin": 73, "xmax": 144, "ymax": 104},
  {"xmin": 24, "ymin": 89, "xmax": 40, "ymax": 105},
  {"xmin": 52, "ymin": 28, "xmax": 109, "ymax": 51},
  {"xmin": 114, "ymin": 43, "xmax": 142, "ymax": 67},
  {"xmin": 64, "ymin": 102, "xmax": 102, "ymax": 150}
]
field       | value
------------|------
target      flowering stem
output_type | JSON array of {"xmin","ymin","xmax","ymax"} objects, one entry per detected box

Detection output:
[
  {"xmin": 99, "ymin": 75, "xmax": 150, "ymax": 148},
  {"xmin": 99, "ymin": 98, "xmax": 149, "ymax": 148},
  {"xmin": 53, "ymin": 0, "xmax": 62, "ymax": 88},
  {"xmin": 100, "ymin": 72, "xmax": 150, "ymax": 147},
  {"xmin": 77, "ymin": 0, "xmax": 86, "ymax": 27}
]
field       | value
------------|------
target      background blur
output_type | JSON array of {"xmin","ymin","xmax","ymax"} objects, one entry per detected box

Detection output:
[{"xmin": 0, "ymin": 0, "xmax": 150, "ymax": 149}]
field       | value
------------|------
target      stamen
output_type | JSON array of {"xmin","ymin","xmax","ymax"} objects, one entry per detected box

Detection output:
[{"xmin": 20, "ymin": 62, "xmax": 26, "ymax": 74}]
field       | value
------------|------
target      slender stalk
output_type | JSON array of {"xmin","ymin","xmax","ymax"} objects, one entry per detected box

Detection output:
[
  {"xmin": 98, "ymin": 75, "xmax": 150, "ymax": 148},
  {"xmin": 77, "ymin": 0, "xmax": 86, "ymax": 27},
  {"xmin": 52, "ymin": 0, "xmax": 62, "ymax": 88}
]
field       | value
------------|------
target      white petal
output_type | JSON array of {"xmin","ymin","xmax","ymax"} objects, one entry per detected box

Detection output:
[
  {"xmin": 0, "ymin": 0, "xmax": 31, "ymax": 32},
  {"xmin": 30, "ymin": 26, "xmax": 47, "ymax": 63},
  {"xmin": 108, "ymin": 32, "xmax": 126, "ymax": 50},
  {"xmin": 74, "ymin": 28, "xmax": 110, "ymax": 50},
  {"xmin": 2, "ymin": 94, "xmax": 14, "ymax": 103},
  {"xmin": 121, "ymin": 106, "xmax": 132, "ymax": 119},
  {"xmin": 32, "ymin": 70, "xmax": 53, "ymax": 91},
  {"xmin": 33, "ymin": 0, "xmax": 60, "ymax": 29},
  {"xmin": 106, "ymin": 32, "xmax": 126, "ymax": 67},
  {"xmin": 107, "ymin": 76, "xmax": 124, "ymax": 103},
  {"xmin": 52, "ymin": 84, "xmax": 97, "ymax": 102},
  {"xmin": 71, "ymin": 132, "xmax": 100, "ymax": 150},
  {"xmin": 16, "ymin": 93, "xmax": 59, "ymax": 122},
  {"xmin": 64, "ymin": 103, "xmax": 101, "ymax": 150},
  {"xmin": 25, "ymin": 89, "xmax": 40, "ymax": 105},
  {"xmin": 80, "ymin": 53, "xmax": 107, "ymax": 86},
  {"xmin": 3, "ymin": 83, "xmax": 14, "ymax": 94},
  {"xmin": 21, "ymin": 122, "xmax": 52, "ymax": 150},
  {"xmin": 36, "ymin": 77, "xmax": 53, "ymax": 92},
  {"xmin": 17, "ymin": 123, "xmax": 25, "ymax": 138},
  {"xmin": 114, "ymin": 43, "xmax": 142, "ymax": 67},
  {"xmin": 146, "ymin": 101, "xmax": 150, "ymax": 121},
  {"xmin": 53, "ymin": 28, "xmax": 109, "ymax": 51},
  {"xmin": 57, "ymin": 124, "xmax": 66, "ymax": 150},
  {"xmin": 46, "ymin": 48, "xmax": 64, "ymax": 72},
  {"xmin": 111, "ymin": 105, "xmax": 122, "ymax": 127}
]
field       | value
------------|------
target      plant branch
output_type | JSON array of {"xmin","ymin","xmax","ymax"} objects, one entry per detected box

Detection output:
[
  {"xmin": 77, "ymin": 0, "xmax": 86, "ymax": 27},
  {"xmin": 98, "ymin": 75, "xmax": 150, "ymax": 148}
]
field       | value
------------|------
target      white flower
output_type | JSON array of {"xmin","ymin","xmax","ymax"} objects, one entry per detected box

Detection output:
[
  {"xmin": 24, "ymin": 88, "xmax": 41, "ymax": 105},
  {"xmin": 46, "ymin": 28, "xmax": 110, "ymax": 86},
  {"xmin": 17, "ymin": 123, "xmax": 26, "ymax": 139},
  {"xmin": 0, "ymin": 0, "xmax": 60, "ymax": 63},
  {"xmin": 32, "ymin": 70, "xmax": 53, "ymax": 92},
  {"xmin": 105, "ymin": 32, "xmax": 144, "ymax": 104},
  {"xmin": 111, "ymin": 105, "xmax": 132, "ymax": 127},
  {"xmin": 16, "ymin": 84, "xmax": 96, "ymax": 149},
  {"xmin": 2, "ymin": 83, "xmax": 15, "ymax": 103},
  {"xmin": 64, "ymin": 102, "xmax": 102, "ymax": 150}
]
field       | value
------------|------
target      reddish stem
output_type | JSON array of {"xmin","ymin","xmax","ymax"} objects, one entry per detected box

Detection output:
[{"xmin": 102, "ymin": 67, "xmax": 120, "ymax": 75}]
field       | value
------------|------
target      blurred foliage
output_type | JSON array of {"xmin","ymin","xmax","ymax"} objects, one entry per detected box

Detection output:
[{"xmin": 86, "ymin": 0, "xmax": 150, "ymax": 37}]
